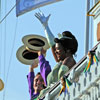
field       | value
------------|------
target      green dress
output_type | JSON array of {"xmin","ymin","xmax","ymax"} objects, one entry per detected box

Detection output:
[{"xmin": 38, "ymin": 62, "xmax": 69, "ymax": 98}]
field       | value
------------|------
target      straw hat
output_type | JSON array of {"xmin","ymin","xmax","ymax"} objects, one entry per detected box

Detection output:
[
  {"xmin": 0, "ymin": 79, "xmax": 4, "ymax": 91},
  {"xmin": 16, "ymin": 45, "xmax": 46, "ymax": 65},
  {"xmin": 22, "ymin": 34, "xmax": 50, "ymax": 51}
]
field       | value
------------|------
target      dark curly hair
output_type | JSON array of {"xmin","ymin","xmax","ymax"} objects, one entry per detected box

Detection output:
[{"xmin": 54, "ymin": 31, "xmax": 78, "ymax": 54}]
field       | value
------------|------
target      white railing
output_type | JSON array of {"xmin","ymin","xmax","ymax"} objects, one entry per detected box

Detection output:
[{"xmin": 40, "ymin": 42, "xmax": 100, "ymax": 100}]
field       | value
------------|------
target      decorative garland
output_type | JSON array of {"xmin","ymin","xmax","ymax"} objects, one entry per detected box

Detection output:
[
  {"xmin": 59, "ymin": 78, "xmax": 72, "ymax": 96},
  {"xmin": 84, "ymin": 51, "xmax": 99, "ymax": 73}
]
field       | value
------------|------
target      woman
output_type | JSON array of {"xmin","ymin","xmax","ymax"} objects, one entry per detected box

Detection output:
[
  {"xmin": 35, "ymin": 12, "xmax": 78, "ymax": 86},
  {"xmin": 27, "ymin": 49, "xmax": 51, "ymax": 100}
]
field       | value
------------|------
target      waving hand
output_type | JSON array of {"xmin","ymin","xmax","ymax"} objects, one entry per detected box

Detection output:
[{"xmin": 35, "ymin": 11, "xmax": 51, "ymax": 27}]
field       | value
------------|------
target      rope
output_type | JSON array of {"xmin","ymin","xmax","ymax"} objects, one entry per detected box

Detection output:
[
  {"xmin": 1, "ymin": 0, "xmax": 20, "ymax": 99},
  {"xmin": 0, "ymin": 28, "xmax": 2, "ymax": 77},
  {"xmin": 3, "ymin": 18, "xmax": 18, "ymax": 100},
  {"xmin": 0, "ymin": 1, "xmax": 19, "ymax": 100},
  {"xmin": 0, "ymin": 4, "xmax": 15, "ymax": 24},
  {"xmin": 0, "ymin": 0, "xmax": 20, "ymax": 24},
  {"xmin": 4, "ymin": 0, "xmax": 7, "ymax": 83},
  {"xmin": 0, "ymin": 0, "xmax": 2, "ymax": 77},
  {"xmin": 3, "ymin": 0, "xmax": 7, "ymax": 99}
]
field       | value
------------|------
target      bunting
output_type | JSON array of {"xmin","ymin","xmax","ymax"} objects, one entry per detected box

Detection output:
[
  {"xmin": 66, "ymin": 79, "xmax": 72, "ymax": 92},
  {"xmin": 84, "ymin": 53, "xmax": 99, "ymax": 73},
  {"xmin": 93, "ymin": 55, "xmax": 99, "ymax": 63},
  {"xmin": 16, "ymin": 0, "xmax": 63, "ymax": 17},
  {"xmin": 59, "ymin": 78, "xmax": 72, "ymax": 96},
  {"xmin": 84, "ymin": 60, "xmax": 92, "ymax": 73}
]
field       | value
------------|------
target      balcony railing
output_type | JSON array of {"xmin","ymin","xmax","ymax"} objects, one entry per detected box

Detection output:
[{"xmin": 39, "ymin": 42, "xmax": 100, "ymax": 100}]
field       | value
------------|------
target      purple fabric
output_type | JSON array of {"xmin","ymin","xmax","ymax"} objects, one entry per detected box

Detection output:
[
  {"xmin": 38, "ymin": 54, "xmax": 51, "ymax": 86},
  {"xmin": 27, "ymin": 72, "xmax": 35, "ymax": 99},
  {"xmin": 27, "ymin": 72, "xmax": 40, "ymax": 99},
  {"xmin": 27, "ymin": 54, "xmax": 51, "ymax": 99}
]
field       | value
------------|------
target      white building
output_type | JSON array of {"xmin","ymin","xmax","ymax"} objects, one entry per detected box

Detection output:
[{"xmin": 38, "ymin": 1, "xmax": 100, "ymax": 100}]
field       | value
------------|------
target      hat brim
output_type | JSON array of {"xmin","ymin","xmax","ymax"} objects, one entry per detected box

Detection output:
[
  {"xmin": 16, "ymin": 45, "xmax": 46, "ymax": 65},
  {"xmin": 22, "ymin": 34, "xmax": 50, "ymax": 51},
  {"xmin": 0, "ymin": 79, "xmax": 4, "ymax": 91}
]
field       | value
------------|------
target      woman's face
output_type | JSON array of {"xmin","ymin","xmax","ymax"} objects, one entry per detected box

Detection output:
[
  {"xmin": 33, "ymin": 74, "xmax": 44, "ymax": 93},
  {"xmin": 55, "ymin": 43, "xmax": 66, "ymax": 61}
]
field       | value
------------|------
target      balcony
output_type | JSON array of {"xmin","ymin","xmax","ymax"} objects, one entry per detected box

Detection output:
[{"xmin": 39, "ymin": 42, "xmax": 100, "ymax": 100}]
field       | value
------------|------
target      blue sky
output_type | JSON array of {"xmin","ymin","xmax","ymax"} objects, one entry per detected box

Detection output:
[{"xmin": 0, "ymin": 0, "xmax": 86, "ymax": 100}]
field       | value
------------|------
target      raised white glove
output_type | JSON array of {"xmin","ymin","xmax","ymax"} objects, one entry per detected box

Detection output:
[
  {"xmin": 35, "ymin": 12, "xmax": 51, "ymax": 28},
  {"xmin": 35, "ymin": 11, "xmax": 55, "ymax": 47}
]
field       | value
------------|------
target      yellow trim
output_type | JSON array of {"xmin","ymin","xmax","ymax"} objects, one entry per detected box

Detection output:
[
  {"xmin": 87, "ymin": 14, "xmax": 95, "ymax": 16},
  {"xmin": 87, "ymin": 1, "xmax": 100, "ymax": 16},
  {"xmin": 25, "ymin": 46, "xmax": 38, "ymax": 53},
  {"xmin": 58, "ymin": 86, "xmax": 65, "ymax": 96}
]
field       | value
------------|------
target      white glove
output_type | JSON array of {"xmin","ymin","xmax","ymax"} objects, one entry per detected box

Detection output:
[
  {"xmin": 35, "ymin": 11, "xmax": 55, "ymax": 47},
  {"xmin": 35, "ymin": 11, "xmax": 51, "ymax": 28}
]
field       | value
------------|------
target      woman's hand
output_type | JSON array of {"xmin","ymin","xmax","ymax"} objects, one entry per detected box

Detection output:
[
  {"xmin": 88, "ymin": 51, "xmax": 92, "ymax": 60},
  {"xmin": 29, "ymin": 61, "xmax": 38, "ymax": 72},
  {"xmin": 31, "ymin": 61, "xmax": 38, "ymax": 69},
  {"xmin": 38, "ymin": 48, "xmax": 46, "ymax": 56},
  {"xmin": 35, "ymin": 11, "xmax": 51, "ymax": 27}
]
